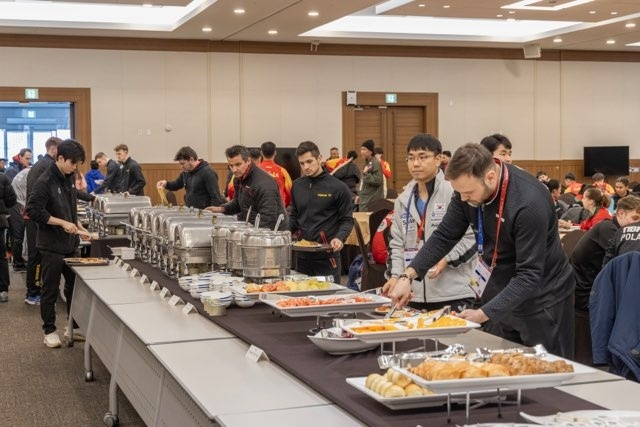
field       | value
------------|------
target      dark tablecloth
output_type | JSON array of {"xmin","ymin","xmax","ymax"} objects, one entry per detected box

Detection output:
[
  {"xmin": 90, "ymin": 237, "xmax": 131, "ymax": 258},
  {"xmin": 128, "ymin": 260, "xmax": 604, "ymax": 426}
]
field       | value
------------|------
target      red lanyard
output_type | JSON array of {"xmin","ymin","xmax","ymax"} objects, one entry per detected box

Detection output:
[{"xmin": 490, "ymin": 165, "xmax": 510, "ymax": 268}]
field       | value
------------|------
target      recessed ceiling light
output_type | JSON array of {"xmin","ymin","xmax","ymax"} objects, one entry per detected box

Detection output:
[
  {"xmin": 443, "ymin": 5, "xmax": 450, "ymax": 8},
  {"xmin": 268, "ymin": 29, "xmax": 278, "ymax": 35},
  {"xmin": 496, "ymin": 14, "xmax": 503, "ymax": 17},
  {"xmin": 626, "ymin": 23, "xmax": 637, "ymax": 28},
  {"xmin": 507, "ymin": 18, "xmax": 515, "ymax": 22},
  {"xmin": 233, "ymin": 8, "xmax": 245, "ymax": 14},
  {"xmin": 589, "ymin": 10, "xmax": 596, "ymax": 14},
  {"xmin": 308, "ymin": 11, "xmax": 319, "ymax": 17},
  {"xmin": 553, "ymin": 37, "xmax": 562, "ymax": 43},
  {"xmin": 142, "ymin": 3, "xmax": 152, "ymax": 7},
  {"xmin": 418, "ymin": 3, "xmax": 426, "ymax": 7},
  {"xmin": 611, "ymin": 11, "xmax": 618, "ymax": 15},
  {"xmin": 606, "ymin": 39, "xmax": 615, "ymax": 44},
  {"xmin": 509, "ymin": 10, "xmax": 516, "ymax": 14},
  {"xmin": 202, "ymin": 26, "xmax": 212, "ymax": 32}
]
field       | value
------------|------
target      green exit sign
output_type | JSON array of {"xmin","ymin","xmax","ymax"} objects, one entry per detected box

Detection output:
[
  {"xmin": 25, "ymin": 88, "xmax": 39, "ymax": 100},
  {"xmin": 385, "ymin": 93, "xmax": 397, "ymax": 104}
]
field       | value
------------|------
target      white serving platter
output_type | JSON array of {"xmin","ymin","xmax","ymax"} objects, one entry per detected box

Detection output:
[
  {"xmin": 307, "ymin": 329, "xmax": 379, "ymax": 355},
  {"xmin": 392, "ymin": 356, "xmax": 594, "ymax": 394},
  {"xmin": 230, "ymin": 282, "xmax": 347, "ymax": 301},
  {"xmin": 342, "ymin": 316, "xmax": 480, "ymax": 344},
  {"xmin": 520, "ymin": 410, "xmax": 640, "ymax": 426},
  {"xmin": 259, "ymin": 293, "xmax": 390, "ymax": 317}
]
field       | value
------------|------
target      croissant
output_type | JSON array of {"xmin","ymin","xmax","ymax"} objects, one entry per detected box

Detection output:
[
  {"xmin": 383, "ymin": 384, "xmax": 406, "ymax": 398},
  {"xmin": 404, "ymin": 383, "xmax": 424, "ymax": 396}
]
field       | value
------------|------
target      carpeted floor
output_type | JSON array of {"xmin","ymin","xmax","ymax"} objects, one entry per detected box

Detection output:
[{"xmin": 0, "ymin": 270, "xmax": 145, "ymax": 427}]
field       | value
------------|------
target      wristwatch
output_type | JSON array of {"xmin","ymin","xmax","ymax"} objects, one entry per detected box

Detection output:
[{"xmin": 398, "ymin": 272, "xmax": 413, "ymax": 281}]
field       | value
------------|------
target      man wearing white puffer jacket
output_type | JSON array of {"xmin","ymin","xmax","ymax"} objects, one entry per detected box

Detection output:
[{"xmin": 383, "ymin": 134, "xmax": 476, "ymax": 311}]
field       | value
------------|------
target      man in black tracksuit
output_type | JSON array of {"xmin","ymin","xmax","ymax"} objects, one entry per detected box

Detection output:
[
  {"xmin": 207, "ymin": 145, "xmax": 287, "ymax": 230},
  {"xmin": 389, "ymin": 143, "xmax": 576, "ymax": 359},
  {"xmin": 26, "ymin": 139, "xmax": 90, "ymax": 348},
  {"xmin": 603, "ymin": 219, "xmax": 640, "ymax": 266},
  {"xmin": 114, "ymin": 144, "xmax": 146, "ymax": 196},
  {"xmin": 94, "ymin": 152, "xmax": 120, "ymax": 193},
  {"xmin": 289, "ymin": 141, "xmax": 354, "ymax": 284},
  {"xmin": 25, "ymin": 137, "xmax": 63, "ymax": 304},
  {"xmin": 157, "ymin": 146, "xmax": 222, "ymax": 209}
]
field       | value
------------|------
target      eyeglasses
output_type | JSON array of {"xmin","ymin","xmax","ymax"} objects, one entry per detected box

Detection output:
[{"xmin": 405, "ymin": 155, "xmax": 435, "ymax": 163}]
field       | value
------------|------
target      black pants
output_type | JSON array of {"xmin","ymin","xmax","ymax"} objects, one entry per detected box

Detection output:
[
  {"xmin": 25, "ymin": 219, "xmax": 41, "ymax": 297},
  {"xmin": 8, "ymin": 205, "xmax": 26, "ymax": 267},
  {"xmin": 40, "ymin": 250, "xmax": 76, "ymax": 335},
  {"xmin": 482, "ymin": 292, "xmax": 575, "ymax": 359},
  {"xmin": 0, "ymin": 229, "xmax": 9, "ymax": 292},
  {"xmin": 295, "ymin": 251, "xmax": 341, "ymax": 284},
  {"xmin": 409, "ymin": 297, "xmax": 476, "ymax": 313}
]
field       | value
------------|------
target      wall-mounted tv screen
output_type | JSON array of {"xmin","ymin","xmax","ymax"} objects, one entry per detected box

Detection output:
[{"xmin": 583, "ymin": 146, "xmax": 629, "ymax": 177}]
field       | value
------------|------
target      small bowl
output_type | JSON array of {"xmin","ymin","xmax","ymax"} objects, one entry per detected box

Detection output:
[{"xmin": 234, "ymin": 298, "xmax": 255, "ymax": 308}]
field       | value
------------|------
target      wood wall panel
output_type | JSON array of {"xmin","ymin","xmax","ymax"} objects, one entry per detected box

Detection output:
[{"xmin": 514, "ymin": 159, "xmax": 640, "ymax": 185}]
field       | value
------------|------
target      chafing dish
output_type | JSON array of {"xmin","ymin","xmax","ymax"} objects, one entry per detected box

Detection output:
[
  {"xmin": 210, "ymin": 221, "xmax": 248, "ymax": 270},
  {"xmin": 241, "ymin": 229, "xmax": 292, "ymax": 282},
  {"xmin": 171, "ymin": 222, "xmax": 217, "ymax": 277},
  {"xmin": 88, "ymin": 193, "xmax": 151, "ymax": 237}
]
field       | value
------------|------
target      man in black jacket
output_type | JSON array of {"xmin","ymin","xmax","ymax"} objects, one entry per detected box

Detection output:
[
  {"xmin": 26, "ymin": 139, "xmax": 91, "ymax": 348},
  {"xmin": 331, "ymin": 150, "xmax": 361, "ymax": 202},
  {"xmin": 290, "ymin": 141, "xmax": 354, "ymax": 283},
  {"xmin": 603, "ymin": 217, "xmax": 640, "ymax": 266},
  {"xmin": 388, "ymin": 143, "xmax": 576, "ymax": 358},
  {"xmin": 114, "ymin": 144, "xmax": 146, "ymax": 196},
  {"xmin": 0, "ymin": 173, "xmax": 17, "ymax": 302},
  {"xmin": 25, "ymin": 137, "xmax": 63, "ymax": 305},
  {"xmin": 156, "ymin": 146, "xmax": 222, "ymax": 209},
  {"xmin": 93, "ymin": 152, "xmax": 120, "ymax": 193},
  {"xmin": 206, "ymin": 145, "xmax": 287, "ymax": 230}
]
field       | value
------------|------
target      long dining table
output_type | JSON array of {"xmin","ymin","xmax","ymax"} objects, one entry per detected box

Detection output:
[{"xmin": 69, "ymin": 258, "xmax": 634, "ymax": 427}]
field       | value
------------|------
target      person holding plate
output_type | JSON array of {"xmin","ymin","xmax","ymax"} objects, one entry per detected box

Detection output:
[
  {"xmin": 289, "ymin": 141, "xmax": 354, "ymax": 284},
  {"xmin": 387, "ymin": 143, "xmax": 576, "ymax": 359},
  {"xmin": 26, "ymin": 139, "xmax": 92, "ymax": 348}
]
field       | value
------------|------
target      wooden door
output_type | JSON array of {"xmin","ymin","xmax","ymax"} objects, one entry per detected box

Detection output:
[{"xmin": 350, "ymin": 105, "xmax": 426, "ymax": 192}]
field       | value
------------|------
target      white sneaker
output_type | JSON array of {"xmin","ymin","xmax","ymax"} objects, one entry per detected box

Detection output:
[
  {"xmin": 64, "ymin": 327, "xmax": 86, "ymax": 342},
  {"xmin": 44, "ymin": 332, "xmax": 62, "ymax": 348}
]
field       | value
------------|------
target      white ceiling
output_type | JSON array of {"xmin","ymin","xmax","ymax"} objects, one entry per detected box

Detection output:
[{"xmin": 1, "ymin": 0, "xmax": 640, "ymax": 52}]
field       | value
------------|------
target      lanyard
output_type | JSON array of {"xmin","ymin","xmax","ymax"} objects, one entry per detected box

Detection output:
[
  {"xmin": 476, "ymin": 165, "xmax": 509, "ymax": 268},
  {"xmin": 404, "ymin": 184, "xmax": 429, "ymax": 244}
]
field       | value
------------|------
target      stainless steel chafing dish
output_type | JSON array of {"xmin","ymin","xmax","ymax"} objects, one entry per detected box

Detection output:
[
  {"xmin": 126, "ymin": 205, "xmax": 178, "ymax": 260},
  {"xmin": 170, "ymin": 222, "xmax": 217, "ymax": 277},
  {"xmin": 241, "ymin": 229, "xmax": 292, "ymax": 282},
  {"xmin": 88, "ymin": 193, "xmax": 151, "ymax": 237},
  {"xmin": 210, "ymin": 221, "xmax": 247, "ymax": 271}
]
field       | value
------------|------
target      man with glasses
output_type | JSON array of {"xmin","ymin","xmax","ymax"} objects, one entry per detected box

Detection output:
[
  {"xmin": 383, "ymin": 134, "xmax": 476, "ymax": 311},
  {"xmin": 206, "ymin": 145, "xmax": 287, "ymax": 230},
  {"xmin": 6, "ymin": 148, "xmax": 32, "ymax": 272},
  {"xmin": 157, "ymin": 146, "xmax": 222, "ymax": 209}
]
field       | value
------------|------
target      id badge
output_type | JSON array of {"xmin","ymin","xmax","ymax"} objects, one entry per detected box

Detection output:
[
  {"xmin": 469, "ymin": 258, "xmax": 492, "ymax": 298},
  {"xmin": 403, "ymin": 248, "xmax": 419, "ymax": 265}
]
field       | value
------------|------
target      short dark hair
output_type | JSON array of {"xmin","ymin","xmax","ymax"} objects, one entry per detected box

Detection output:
[
  {"xmin": 249, "ymin": 148, "xmax": 262, "ymax": 161},
  {"xmin": 546, "ymin": 179, "xmax": 561, "ymax": 192},
  {"xmin": 536, "ymin": 171, "xmax": 548, "ymax": 179},
  {"xmin": 346, "ymin": 150, "xmax": 358, "ymax": 160},
  {"xmin": 442, "ymin": 150, "xmax": 452, "ymax": 157},
  {"xmin": 592, "ymin": 172, "xmax": 605, "ymax": 181},
  {"xmin": 225, "ymin": 145, "xmax": 250, "ymax": 161},
  {"xmin": 95, "ymin": 152, "xmax": 106, "ymax": 160},
  {"xmin": 45, "ymin": 137, "xmax": 62, "ymax": 150},
  {"xmin": 90, "ymin": 160, "xmax": 99, "ymax": 170},
  {"xmin": 0, "ymin": 158, "xmax": 5, "ymax": 162},
  {"xmin": 617, "ymin": 195, "xmax": 640, "ymax": 213},
  {"xmin": 480, "ymin": 134, "xmax": 512, "ymax": 153},
  {"xmin": 295, "ymin": 141, "xmax": 321, "ymax": 158},
  {"xmin": 330, "ymin": 147, "xmax": 339, "ymax": 152},
  {"xmin": 445, "ymin": 143, "xmax": 494, "ymax": 181},
  {"xmin": 114, "ymin": 144, "xmax": 128, "ymax": 152},
  {"xmin": 565, "ymin": 172, "xmax": 576, "ymax": 181},
  {"xmin": 174, "ymin": 146, "xmax": 198, "ymax": 162},
  {"xmin": 58, "ymin": 139, "xmax": 86, "ymax": 164},
  {"xmin": 616, "ymin": 177, "xmax": 630, "ymax": 186},
  {"xmin": 261, "ymin": 141, "xmax": 276, "ymax": 158},
  {"xmin": 407, "ymin": 133, "xmax": 442, "ymax": 154},
  {"xmin": 19, "ymin": 148, "xmax": 32, "ymax": 157},
  {"xmin": 374, "ymin": 146, "xmax": 384, "ymax": 155}
]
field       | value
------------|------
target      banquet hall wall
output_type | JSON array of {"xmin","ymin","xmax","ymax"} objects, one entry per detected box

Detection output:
[{"xmin": 1, "ymin": 44, "xmax": 639, "ymax": 200}]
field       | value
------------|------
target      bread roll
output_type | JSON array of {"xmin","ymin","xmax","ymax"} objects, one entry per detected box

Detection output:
[
  {"xmin": 365, "ymin": 373, "xmax": 383, "ymax": 388},
  {"xmin": 377, "ymin": 381, "xmax": 393, "ymax": 396},
  {"xmin": 383, "ymin": 384, "xmax": 406, "ymax": 398},
  {"xmin": 404, "ymin": 383, "xmax": 423, "ymax": 396},
  {"xmin": 391, "ymin": 371, "xmax": 412, "ymax": 388}
]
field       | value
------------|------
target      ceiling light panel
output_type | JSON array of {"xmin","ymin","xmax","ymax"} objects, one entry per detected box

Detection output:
[{"xmin": 503, "ymin": 0, "xmax": 594, "ymax": 12}]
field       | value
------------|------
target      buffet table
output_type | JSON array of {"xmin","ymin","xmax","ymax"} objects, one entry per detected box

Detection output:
[{"xmin": 70, "ymin": 259, "xmax": 630, "ymax": 426}]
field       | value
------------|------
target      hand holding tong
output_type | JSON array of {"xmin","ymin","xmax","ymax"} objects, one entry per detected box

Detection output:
[{"xmin": 319, "ymin": 231, "xmax": 337, "ymax": 269}]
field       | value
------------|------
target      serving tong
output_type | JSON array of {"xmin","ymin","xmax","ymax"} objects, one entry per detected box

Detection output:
[
  {"xmin": 377, "ymin": 343, "xmax": 467, "ymax": 369},
  {"xmin": 472, "ymin": 344, "xmax": 549, "ymax": 362}
]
